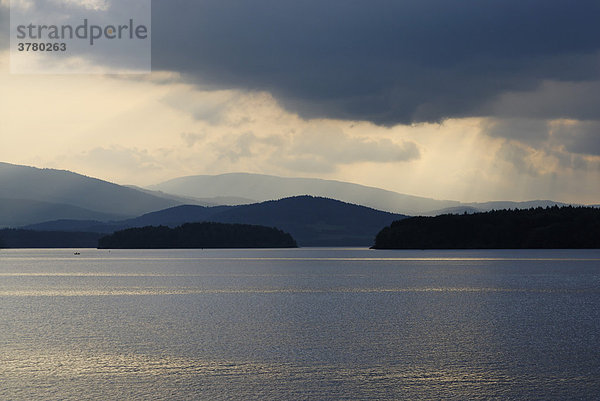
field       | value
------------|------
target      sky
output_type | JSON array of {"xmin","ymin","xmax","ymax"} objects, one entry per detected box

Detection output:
[{"xmin": 0, "ymin": 0, "xmax": 599, "ymax": 204}]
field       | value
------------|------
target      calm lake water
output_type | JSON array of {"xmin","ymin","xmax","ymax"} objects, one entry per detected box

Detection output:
[{"xmin": 1, "ymin": 248, "xmax": 599, "ymax": 400}]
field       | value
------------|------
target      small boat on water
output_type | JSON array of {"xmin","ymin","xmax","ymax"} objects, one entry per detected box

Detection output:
[{"xmin": 73, "ymin": 252, "xmax": 80, "ymax": 255}]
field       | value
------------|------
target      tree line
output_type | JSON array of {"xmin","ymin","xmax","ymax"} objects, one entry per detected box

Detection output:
[
  {"xmin": 98, "ymin": 222, "xmax": 297, "ymax": 249},
  {"xmin": 373, "ymin": 206, "xmax": 600, "ymax": 249}
]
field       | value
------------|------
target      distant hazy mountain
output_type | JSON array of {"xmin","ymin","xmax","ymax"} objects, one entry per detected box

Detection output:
[
  {"xmin": 125, "ymin": 186, "xmax": 254, "ymax": 207},
  {"xmin": 2, "ymin": 162, "xmax": 576, "ymax": 230},
  {"xmin": 0, "ymin": 198, "xmax": 124, "ymax": 227},
  {"xmin": 425, "ymin": 200, "xmax": 569, "ymax": 216},
  {"xmin": 124, "ymin": 185, "xmax": 218, "ymax": 206},
  {"xmin": 24, "ymin": 196, "xmax": 408, "ymax": 246},
  {"xmin": 149, "ymin": 173, "xmax": 459, "ymax": 215},
  {"xmin": 150, "ymin": 172, "xmax": 572, "ymax": 216},
  {"xmin": 23, "ymin": 219, "xmax": 121, "ymax": 233},
  {"xmin": 0, "ymin": 162, "xmax": 183, "ymax": 226}
]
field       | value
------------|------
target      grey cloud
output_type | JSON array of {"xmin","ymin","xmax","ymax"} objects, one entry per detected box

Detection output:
[
  {"xmin": 279, "ymin": 156, "xmax": 337, "ymax": 174},
  {"xmin": 551, "ymin": 150, "xmax": 594, "ymax": 171},
  {"xmin": 180, "ymin": 132, "xmax": 207, "ymax": 147},
  {"xmin": 492, "ymin": 122, "xmax": 600, "ymax": 175},
  {"xmin": 481, "ymin": 118, "xmax": 600, "ymax": 164},
  {"xmin": 83, "ymin": 146, "xmax": 162, "ymax": 172},
  {"xmin": 164, "ymin": 93, "xmax": 230, "ymax": 125},
  {"xmin": 482, "ymin": 118, "xmax": 550, "ymax": 146},
  {"xmin": 497, "ymin": 142, "xmax": 541, "ymax": 177},
  {"xmin": 312, "ymin": 137, "xmax": 420, "ymax": 164},
  {"xmin": 151, "ymin": 0, "xmax": 600, "ymax": 125},
  {"xmin": 162, "ymin": 90, "xmax": 257, "ymax": 126},
  {"xmin": 288, "ymin": 125, "xmax": 420, "ymax": 165},
  {"xmin": 552, "ymin": 121, "xmax": 600, "ymax": 156},
  {"xmin": 208, "ymin": 128, "xmax": 419, "ymax": 173},
  {"xmin": 486, "ymin": 80, "xmax": 600, "ymax": 121},
  {"xmin": 215, "ymin": 132, "xmax": 257, "ymax": 163}
]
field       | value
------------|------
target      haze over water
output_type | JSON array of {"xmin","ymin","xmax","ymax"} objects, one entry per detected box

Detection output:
[{"xmin": 1, "ymin": 248, "xmax": 599, "ymax": 400}]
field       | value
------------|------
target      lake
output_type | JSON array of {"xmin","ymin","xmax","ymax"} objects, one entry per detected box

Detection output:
[{"xmin": 1, "ymin": 248, "xmax": 599, "ymax": 400}]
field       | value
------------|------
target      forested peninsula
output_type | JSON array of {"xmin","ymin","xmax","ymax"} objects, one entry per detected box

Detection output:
[
  {"xmin": 98, "ymin": 222, "xmax": 297, "ymax": 249},
  {"xmin": 373, "ymin": 206, "xmax": 600, "ymax": 249}
]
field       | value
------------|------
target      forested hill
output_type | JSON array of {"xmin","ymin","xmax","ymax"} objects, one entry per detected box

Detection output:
[
  {"xmin": 0, "ymin": 229, "xmax": 102, "ymax": 248},
  {"xmin": 373, "ymin": 206, "xmax": 600, "ymax": 249},
  {"xmin": 98, "ymin": 222, "xmax": 297, "ymax": 249}
]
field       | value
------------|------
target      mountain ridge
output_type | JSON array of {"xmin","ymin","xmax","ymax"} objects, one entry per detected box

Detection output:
[
  {"xmin": 0, "ymin": 162, "xmax": 185, "ymax": 225},
  {"xmin": 149, "ymin": 172, "xmax": 459, "ymax": 215},
  {"xmin": 150, "ymin": 172, "xmax": 576, "ymax": 216},
  {"xmin": 21, "ymin": 195, "xmax": 408, "ymax": 246},
  {"xmin": 1, "ymin": 162, "xmax": 585, "ymax": 230},
  {"xmin": 0, "ymin": 198, "xmax": 126, "ymax": 227}
]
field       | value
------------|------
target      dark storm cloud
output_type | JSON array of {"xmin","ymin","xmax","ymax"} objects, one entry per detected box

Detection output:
[{"xmin": 151, "ymin": 0, "xmax": 600, "ymax": 125}]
